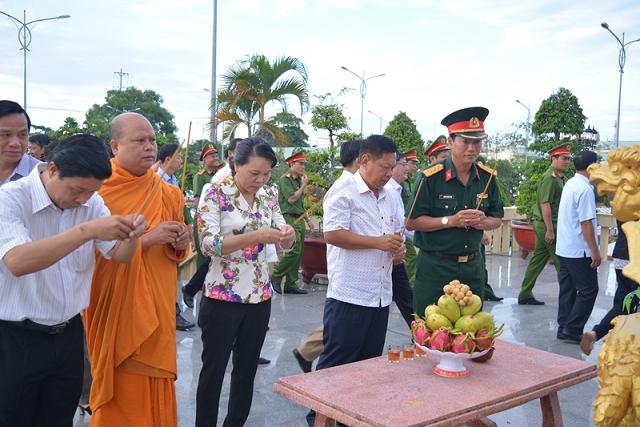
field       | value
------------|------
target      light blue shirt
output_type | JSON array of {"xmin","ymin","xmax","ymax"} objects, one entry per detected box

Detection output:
[
  {"xmin": 555, "ymin": 173, "xmax": 598, "ymax": 258},
  {"xmin": 157, "ymin": 166, "xmax": 179, "ymax": 187},
  {"xmin": 0, "ymin": 153, "xmax": 40, "ymax": 187}
]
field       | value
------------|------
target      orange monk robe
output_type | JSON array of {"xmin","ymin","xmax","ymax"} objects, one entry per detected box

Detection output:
[{"xmin": 85, "ymin": 160, "xmax": 186, "ymax": 427}]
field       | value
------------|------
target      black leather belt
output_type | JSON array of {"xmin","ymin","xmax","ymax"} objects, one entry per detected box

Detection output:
[
  {"xmin": 429, "ymin": 251, "xmax": 479, "ymax": 263},
  {"xmin": 1, "ymin": 314, "xmax": 79, "ymax": 335}
]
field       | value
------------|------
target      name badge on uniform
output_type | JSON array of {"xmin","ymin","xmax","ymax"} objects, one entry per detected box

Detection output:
[{"xmin": 438, "ymin": 194, "xmax": 455, "ymax": 200}]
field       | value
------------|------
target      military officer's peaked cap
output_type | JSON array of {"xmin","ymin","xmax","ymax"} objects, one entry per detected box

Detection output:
[
  {"xmin": 425, "ymin": 135, "xmax": 449, "ymax": 157},
  {"xmin": 200, "ymin": 144, "xmax": 218, "ymax": 161},
  {"xmin": 441, "ymin": 107, "xmax": 489, "ymax": 140}
]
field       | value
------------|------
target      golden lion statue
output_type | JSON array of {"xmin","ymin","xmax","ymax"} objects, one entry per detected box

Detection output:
[{"xmin": 588, "ymin": 145, "xmax": 640, "ymax": 426}]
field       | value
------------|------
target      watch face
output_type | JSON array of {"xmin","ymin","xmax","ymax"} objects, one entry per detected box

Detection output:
[{"xmin": 441, "ymin": 216, "xmax": 448, "ymax": 225}]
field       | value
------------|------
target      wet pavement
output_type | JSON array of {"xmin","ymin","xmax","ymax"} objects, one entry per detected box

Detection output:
[{"xmin": 74, "ymin": 253, "xmax": 615, "ymax": 426}]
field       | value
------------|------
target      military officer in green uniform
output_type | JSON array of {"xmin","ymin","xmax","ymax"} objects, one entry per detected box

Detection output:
[
  {"xmin": 426, "ymin": 136, "xmax": 450, "ymax": 164},
  {"xmin": 271, "ymin": 152, "xmax": 314, "ymax": 294},
  {"xmin": 401, "ymin": 150, "xmax": 419, "ymax": 285},
  {"xmin": 517, "ymin": 144, "xmax": 571, "ymax": 305},
  {"xmin": 406, "ymin": 107, "xmax": 504, "ymax": 316}
]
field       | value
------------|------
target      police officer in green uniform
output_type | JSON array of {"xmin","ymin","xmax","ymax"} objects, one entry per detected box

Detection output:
[
  {"xmin": 271, "ymin": 152, "xmax": 314, "ymax": 294},
  {"xmin": 407, "ymin": 107, "xmax": 504, "ymax": 316},
  {"xmin": 181, "ymin": 144, "xmax": 221, "ymax": 310},
  {"xmin": 517, "ymin": 144, "xmax": 571, "ymax": 305}
]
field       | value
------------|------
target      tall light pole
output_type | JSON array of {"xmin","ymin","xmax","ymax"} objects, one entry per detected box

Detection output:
[
  {"xmin": 341, "ymin": 66, "xmax": 385, "ymax": 136},
  {"xmin": 0, "ymin": 9, "xmax": 70, "ymax": 111},
  {"xmin": 601, "ymin": 22, "xmax": 640, "ymax": 147},
  {"xmin": 210, "ymin": 0, "xmax": 218, "ymax": 143},
  {"xmin": 515, "ymin": 99, "xmax": 531, "ymax": 162},
  {"xmin": 368, "ymin": 110, "xmax": 383, "ymax": 134}
]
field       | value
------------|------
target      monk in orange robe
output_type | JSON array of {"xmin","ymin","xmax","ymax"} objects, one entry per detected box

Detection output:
[{"xmin": 85, "ymin": 112, "xmax": 190, "ymax": 427}]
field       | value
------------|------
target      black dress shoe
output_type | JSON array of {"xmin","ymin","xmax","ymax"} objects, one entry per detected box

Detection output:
[
  {"xmin": 518, "ymin": 297, "xmax": 545, "ymax": 305},
  {"xmin": 292, "ymin": 349, "xmax": 312, "ymax": 373},
  {"xmin": 271, "ymin": 281, "xmax": 282, "ymax": 294},
  {"xmin": 557, "ymin": 330, "xmax": 582, "ymax": 344},
  {"xmin": 176, "ymin": 314, "xmax": 195, "ymax": 331},
  {"xmin": 284, "ymin": 287, "xmax": 308, "ymax": 294},
  {"xmin": 182, "ymin": 286, "xmax": 195, "ymax": 309},
  {"xmin": 258, "ymin": 357, "xmax": 270, "ymax": 365},
  {"xmin": 485, "ymin": 294, "xmax": 504, "ymax": 302}
]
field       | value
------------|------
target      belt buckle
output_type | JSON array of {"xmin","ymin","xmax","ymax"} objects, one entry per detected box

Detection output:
[
  {"xmin": 49, "ymin": 322, "xmax": 68, "ymax": 335},
  {"xmin": 457, "ymin": 255, "xmax": 469, "ymax": 263}
]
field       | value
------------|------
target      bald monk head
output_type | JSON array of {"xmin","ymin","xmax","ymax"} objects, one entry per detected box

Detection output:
[{"xmin": 110, "ymin": 112, "xmax": 158, "ymax": 177}]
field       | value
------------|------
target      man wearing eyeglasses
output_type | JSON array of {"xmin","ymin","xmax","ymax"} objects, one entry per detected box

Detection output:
[{"xmin": 518, "ymin": 145, "xmax": 571, "ymax": 305}]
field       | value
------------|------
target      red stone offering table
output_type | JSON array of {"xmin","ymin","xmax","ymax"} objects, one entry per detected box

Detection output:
[{"xmin": 272, "ymin": 340, "xmax": 596, "ymax": 427}]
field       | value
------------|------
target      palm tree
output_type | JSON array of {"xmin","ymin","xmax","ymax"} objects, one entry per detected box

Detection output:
[{"xmin": 215, "ymin": 54, "xmax": 309, "ymax": 145}]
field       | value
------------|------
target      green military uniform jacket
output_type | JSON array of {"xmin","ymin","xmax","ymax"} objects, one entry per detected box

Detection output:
[
  {"xmin": 278, "ymin": 174, "xmax": 305, "ymax": 216},
  {"xmin": 192, "ymin": 168, "xmax": 216, "ymax": 266},
  {"xmin": 410, "ymin": 156, "xmax": 504, "ymax": 254},
  {"xmin": 532, "ymin": 166, "xmax": 565, "ymax": 223}
]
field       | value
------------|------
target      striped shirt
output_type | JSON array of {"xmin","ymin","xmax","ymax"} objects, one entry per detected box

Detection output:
[{"xmin": 0, "ymin": 165, "xmax": 115, "ymax": 325}]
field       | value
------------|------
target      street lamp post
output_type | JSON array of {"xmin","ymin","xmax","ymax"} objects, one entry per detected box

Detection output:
[
  {"xmin": 341, "ymin": 66, "xmax": 385, "ymax": 136},
  {"xmin": 601, "ymin": 22, "xmax": 640, "ymax": 147},
  {"xmin": 367, "ymin": 110, "xmax": 383, "ymax": 134},
  {"xmin": 210, "ymin": 0, "xmax": 218, "ymax": 143},
  {"xmin": 0, "ymin": 9, "xmax": 70, "ymax": 111},
  {"xmin": 515, "ymin": 99, "xmax": 531, "ymax": 162}
]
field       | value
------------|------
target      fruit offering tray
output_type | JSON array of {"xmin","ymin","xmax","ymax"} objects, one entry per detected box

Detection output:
[{"xmin": 416, "ymin": 343, "xmax": 491, "ymax": 377}]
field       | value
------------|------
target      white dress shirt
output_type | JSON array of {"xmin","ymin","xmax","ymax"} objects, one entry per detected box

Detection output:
[
  {"xmin": 0, "ymin": 153, "xmax": 40, "ymax": 186},
  {"xmin": 556, "ymin": 173, "xmax": 598, "ymax": 258},
  {"xmin": 0, "ymin": 165, "xmax": 115, "ymax": 325},
  {"xmin": 323, "ymin": 171, "xmax": 403, "ymax": 308},
  {"xmin": 211, "ymin": 163, "xmax": 232, "ymax": 184}
]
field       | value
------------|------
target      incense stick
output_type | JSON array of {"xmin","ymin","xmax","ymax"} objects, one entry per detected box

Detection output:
[
  {"xmin": 179, "ymin": 121, "xmax": 192, "ymax": 193},
  {"xmin": 475, "ymin": 166, "xmax": 496, "ymax": 210}
]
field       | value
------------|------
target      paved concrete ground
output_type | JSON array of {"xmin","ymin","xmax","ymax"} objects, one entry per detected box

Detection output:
[{"xmin": 75, "ymin": 253, "xmax": 617, "ymax": 426}]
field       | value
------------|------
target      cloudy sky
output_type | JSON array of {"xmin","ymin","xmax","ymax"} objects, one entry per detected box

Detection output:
[{"xmin": 1, "ymin": 0, "xmax": 639, "ymax": 146}]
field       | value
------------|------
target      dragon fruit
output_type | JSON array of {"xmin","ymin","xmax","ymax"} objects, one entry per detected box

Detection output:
[
  {"xmin": 430, "ymin": 328, "xmax": 451, "ymax": 352},
  {"xmin": 474, "ymin": 323, "xmax": 505, "ymax": 351},
  {"xmin": 411, "ymin": 316, "xmax": 431, "ymax": 346},
  {"xmin": 451, "ymin": 333, "xmax": 477, "ymax": 353}
]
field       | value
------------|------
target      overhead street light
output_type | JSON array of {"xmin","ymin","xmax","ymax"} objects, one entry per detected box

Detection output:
[
  {"xmin": 515, "ymin": 99, "xmax": 531, "ymax": 162},
  {"xmin": 601, "ymin": 22, "xmax": 640, "ymax": 147},
  {"xmin": 368, "ymin": 110, "xmax": 383, "ymax": 134},
  {"xmin": 0, "ymin": 9, "xmax": 70, "ymax": 111},
  {"xmin": 341, "ymin": 66, "xmax": 385, "ymax": 136}
]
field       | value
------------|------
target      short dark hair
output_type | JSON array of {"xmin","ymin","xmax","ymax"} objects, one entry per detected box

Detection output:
[
  {"xmin": 573, "ymin": 150, "xmax": 598, "ymax": 171},
  {"xmin": 28, "ymin": 133, "xmax": 51, "ymax": 148},
  {"xmin": 50, "ymin": 134, "xmax": 112, "ymax": 180},
  {"xmin": 231, "ymin": 137, "xmax": 277, "ymax": 174},
  {"xmin": 0, "ymin": 100, "xmax": 31, "ymax": 130},
  {"xmin": 339, "ymin": 139, "xmax": 362, "ymax": 167},
  {"xmin": 359, "ymin": 134, "xmax": 397, "ymax": 159},
  {"xmin": 227, "ymin": 138, "xmax": 242, "ymax": 160},
  {"xmin": 44, "ymin": 140, "xmax": 60, "ymax": 162},
  {"xmin": 158, "ymin": 143, "xmax": 179, "ymax": 162}
]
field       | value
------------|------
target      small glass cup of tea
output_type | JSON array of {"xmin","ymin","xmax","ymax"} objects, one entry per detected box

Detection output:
[
  {"xmin": 387, "ymin": 345, "xmax": 401, "ymax": 363},
  {"xmin": 403, "ymin": 343, "xmax": 415, "ymax": 360}
]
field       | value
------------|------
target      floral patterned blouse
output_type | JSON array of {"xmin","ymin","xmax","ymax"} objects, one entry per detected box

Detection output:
[{"xmin": 197, "ymin": 176, "xmax": 286, "ymax": 304}]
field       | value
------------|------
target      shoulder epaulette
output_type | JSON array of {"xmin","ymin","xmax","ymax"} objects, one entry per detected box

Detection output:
[
  {"xmin": 423, "ymin": 163, "xmax": 444, "ymax": 177},
  {"xmin": 477, "ymin": 162, "xmax": 497, "ymax": 176},
  {"xmin": 197, "ymin": 169, "xmax": 206, "ymax": 175}
]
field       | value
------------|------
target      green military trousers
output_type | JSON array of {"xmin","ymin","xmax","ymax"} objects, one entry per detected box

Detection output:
[
  {"xmin": 272, "ymin": 215, "xmax": 306, "ymax": 290},
  {"xmin": 518, "ymin": 220, "xmax": 560, "ymax": 301},
  {"xmin": 413, "ymin": 251, "xmax": 485, "ymax": 318},
  {"xmin": 405, "ymin": 239, "xmax": 417, "ymax": 286}
]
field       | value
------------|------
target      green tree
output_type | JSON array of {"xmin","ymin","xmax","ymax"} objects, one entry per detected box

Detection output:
[
  {"xmin": 49, "ymin": 117, "xmax": 83, "ymax": 140},
  {"xmin": 85, "ymin": 87, "xmax": 178, "ymax": 144},
  {"xmin": 515, "ymin": 87, "xmax": 586, "ymax": 219},
  {"xmin": 257, "ymin": 112, "xmax": 309, "ymax": 147},
  {"xmin": 217, "ymin": 54, "xmax": 309, "ymax": 145},
  {"xmin": 383, "ymin": 112, "xmax": 425, "ymax": 163},
  {"xmin": 310, "ymin": 93, "xmax": 350, "ymax": 177}
]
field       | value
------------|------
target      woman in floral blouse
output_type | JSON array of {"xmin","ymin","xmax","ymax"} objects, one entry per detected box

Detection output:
[{"xmin": 195, "ymin": 137, "xmax": 295, "ymax": 426}]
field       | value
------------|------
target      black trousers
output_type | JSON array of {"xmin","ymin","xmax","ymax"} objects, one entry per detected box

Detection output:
[
  {"xmin": 0, "ymin": 315, "xmax": 83, "ymax": 427},
  {"xmin": 308, "ymin": 298, "xmax": 389, "ymax": 426},
  {"xmin": 392, "ymin": 263, "xmax": 414, "ymax": 329},
  {"xmin": 557, "ymin": 256, "xmax": 599, "ymax": 335},
  {"xmin": 196, "ymin": 297, "xmax": 270, "ymax": 427},
  {"xmin": 593, "ymin": 268, "xmax": 639, "ymax": 339},
  {"xmin": 184, "ymin": 259, "xmax": 211, "ymax": 297},
  {"xmin": 316, "ymin": 298, "xmax": 389, "ymax": 371}
]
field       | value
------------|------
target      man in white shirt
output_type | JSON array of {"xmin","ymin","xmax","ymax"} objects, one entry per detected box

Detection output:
[
  {"xmin": 384, "ymin": 151, "xmax": 414, "ymax": 328},
  {"xmin": 0, "ymin": 134, "xmax": 146, "ymax": 425},
  {"xmin": 292, "ymin": 139, "xmax": 362, "ymax": 373},
  {"xmin": 0, "ymin": 100, "xmax": 40, "ymax": 186},
  {"xmin": 555, "ymin": 150, "xmax": 600, "ymax": 344}
]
